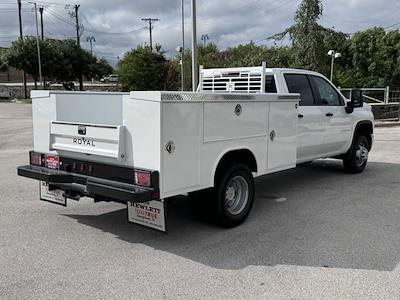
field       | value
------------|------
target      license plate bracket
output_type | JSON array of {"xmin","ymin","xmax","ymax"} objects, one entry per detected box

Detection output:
[{"xmin": 40, "ymin": 181, "xmax": 67, "ymax": 207}]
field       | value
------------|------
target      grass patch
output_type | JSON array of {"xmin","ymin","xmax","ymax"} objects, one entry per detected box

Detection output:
[{"xmin": 15, "ymin": 98, "xmax": 32, "ymax": 104}]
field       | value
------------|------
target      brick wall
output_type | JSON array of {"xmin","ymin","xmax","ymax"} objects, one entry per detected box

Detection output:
[{"xmin": 0, "ymin": 68, "xmax": 34, "ymax": 83}]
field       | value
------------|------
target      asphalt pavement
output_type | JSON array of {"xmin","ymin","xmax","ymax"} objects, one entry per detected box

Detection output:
[{"xmin": 1, "ymin": 103, "xmax": 400, "ymax": 299}]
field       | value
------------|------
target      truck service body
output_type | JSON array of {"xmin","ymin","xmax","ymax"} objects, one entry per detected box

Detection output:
[{"xmin": 17, "ymin": 65, "xmax": 374, "ymax": 231}]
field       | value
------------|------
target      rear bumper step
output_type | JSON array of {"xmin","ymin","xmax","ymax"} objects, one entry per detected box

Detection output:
[{"xmin": 17, "ymin": 165, "xmax": 156, "ymax": 203}]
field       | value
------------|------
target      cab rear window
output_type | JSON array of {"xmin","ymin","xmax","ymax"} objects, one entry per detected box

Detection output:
[{"xmin": 265, "ymin": 75, "xmax": 277, "ymax": 93}]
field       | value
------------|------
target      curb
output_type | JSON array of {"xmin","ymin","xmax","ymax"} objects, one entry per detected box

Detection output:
[{"xmin": 375, "ymin": 122, "xmax": 400, "ymax": 128}]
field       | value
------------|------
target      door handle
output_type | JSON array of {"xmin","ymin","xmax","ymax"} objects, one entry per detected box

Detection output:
[
  {"xmin": 298, "ymin": 113, "xmax": 304, "ymax": 119},
  {"xmin": 326, "ymin": 112, "xmax": 334, "ymax": 117}
]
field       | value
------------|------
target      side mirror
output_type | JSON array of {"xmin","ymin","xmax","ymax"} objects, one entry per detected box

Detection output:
[
  {"xmin": 351, "ymin": 89, "xmax": 364, "ymax": 108},
  {"xmin": 346, "ymin": 89, "xmax": 363, "ymax": 113}
]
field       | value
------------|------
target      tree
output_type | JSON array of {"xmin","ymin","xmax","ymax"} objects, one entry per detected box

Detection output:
[
  {"xmin": 49, "ymin": 39, "xmax": 91, "ymax": 83},
  {"xmin": 91, "ymin": 58, "xmax": 114, "ymax": 80},
  {"xmin": 6, "ymin": 37, "xmax": 47, "ymax": 86},
  {"xmin": 283, "ymin": 0, "xmax": 325, "ymax": 71},
  {"xmin": 117, "ymin": 45, "xmax": 178, "ymax": 91},
  {"xmin": 351, "ymin": 28, "xmax": 388, "ymax": 87},
  {"xmin": 382, "ymin": 29, "xmax": 400, "ymax": 87},
  {"xmin": 270, "ymin": 0, "xmax": 340, "ymax": 74},
  {"xmin": 6, "ymin": 37, "xmax": 113, "ymax": 88}
]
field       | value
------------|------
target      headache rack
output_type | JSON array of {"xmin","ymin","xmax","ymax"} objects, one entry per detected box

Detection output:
[{"xmin": 200, "ymin": 62, "xmax": 267, "ymax": 94}]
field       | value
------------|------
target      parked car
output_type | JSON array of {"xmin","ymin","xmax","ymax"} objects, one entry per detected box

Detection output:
[
  {"xmin": 17, "ymin": 64, "xmax": 374, "ymax": 232},
  {"xmin": 100, "ymin": 75, "xmax": 118, "ymax": 83}
]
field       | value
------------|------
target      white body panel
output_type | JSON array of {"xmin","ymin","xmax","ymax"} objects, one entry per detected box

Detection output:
[{"xmin": 31, "ymin": 90, "xmax": 299, "ymax": 199}]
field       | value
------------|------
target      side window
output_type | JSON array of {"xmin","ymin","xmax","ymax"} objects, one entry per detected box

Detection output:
[
  {"xmin": 284, "ymin": 74, "xmax": 315, "ymax": 106},
  {"xmin": 265, "ymin": 75, "xmax": 277, "ymax": 93},
  {"xmin": 310, "ymin": 76, "xmax": 342, "ymax": 106}
]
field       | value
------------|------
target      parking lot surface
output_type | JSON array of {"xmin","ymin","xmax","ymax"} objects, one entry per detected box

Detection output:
[{"xmin": 1, "ymin": 103, "xmax": 400, "ymax": 299}]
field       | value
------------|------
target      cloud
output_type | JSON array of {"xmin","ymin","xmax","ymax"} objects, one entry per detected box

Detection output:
[{"xmin": 0, "ymin": 0, "xmax": 398, "ymax": 66}]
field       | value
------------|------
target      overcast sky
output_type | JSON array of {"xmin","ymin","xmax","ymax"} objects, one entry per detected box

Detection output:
[{"xmin": 0, "ymin": 0, "xmax": 399, "ymax": 66}]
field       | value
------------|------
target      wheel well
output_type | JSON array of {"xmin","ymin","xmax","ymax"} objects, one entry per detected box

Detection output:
[
  {"xmin": 355, "ymin": 121, "xmax": 373, "ymax": 150},
  {"xmin": 214, "ymin": 149, "xmax": 257, "ymax": 184}
]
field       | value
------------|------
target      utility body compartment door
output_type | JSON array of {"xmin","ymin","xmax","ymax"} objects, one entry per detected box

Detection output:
[
  {"xmin": 50, "ymin": 121, "xmax": 125, "ymax": 160},
  {"xmin": 267, "ymin": 101, "xmax": 298, "ymax": 170}
]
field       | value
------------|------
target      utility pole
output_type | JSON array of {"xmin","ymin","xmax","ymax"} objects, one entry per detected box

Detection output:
[
  {"xmin": 39, "ymin": 6, "xmax": 44, "ymax": 39},
  {"xmin": 31, "ymin": 2, "xmax": 43, "ymax": 88},
  {"xmin": 191, "ymin": 0, "xmax": 198, "ymax": 92},
  {"xmin": 201, "ymin": 34, "xmax": 209, "ymax": 47},
  {"xmin": 86, "ymin": 36, "xmax": 96, "ymax": 55},
  {"xmin": 181, "ymin": 0, "xmax": 185, "ymax": 91},
  {"xmin": 74, "ymin": 4, "xmax": 83, "ymax": 90},
  {"xmin": 141, "ymin": 18, "xmax": 159, "ymax": 51},
  {"xmin": 17, "ymin": 0, "xmax": 28, "ymax": 99},
  {"xmin": 74, "ymin": 4, "xmax": 80, "ymax": 46}
]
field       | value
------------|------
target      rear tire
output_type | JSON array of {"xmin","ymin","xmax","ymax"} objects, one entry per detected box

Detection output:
[
  {"xmin": 343, "ymin": 135, "xmax": 370, "ymax": 174},
  {"xmin": 214, "ymin": 164, "xmax": 255, "ymax": 228}
]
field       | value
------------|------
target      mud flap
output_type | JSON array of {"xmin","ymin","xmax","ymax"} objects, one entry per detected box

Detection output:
[{"xmin": 127, "ymin": 200, "xmax": 167, "ymax": 232}]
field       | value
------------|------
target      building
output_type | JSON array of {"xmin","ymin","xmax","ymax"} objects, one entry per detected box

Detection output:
[{"xmin": 0, "ymin": 47, "xmax": 33, "ymax": 83}]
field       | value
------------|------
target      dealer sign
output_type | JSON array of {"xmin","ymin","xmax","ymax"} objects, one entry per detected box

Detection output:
[{"xmin": 127, "ymin": 200, "xmax": 166, "ymax": 232}]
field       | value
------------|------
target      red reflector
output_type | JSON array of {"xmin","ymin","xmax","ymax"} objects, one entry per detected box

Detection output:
[
  {"xmin": 30, "ymin": 152, "xmax": 42, "ymax": 166},
  {"xmin": 45, "ymin": 154, "xmax": 60, "ymax": 169},
  {"xmin": 80, "ymin": 164, "xmax": 85, "ymax": 172},
  {"xmin": 135, "ymin": 171, "xmax": 151, "ymax": 187}
]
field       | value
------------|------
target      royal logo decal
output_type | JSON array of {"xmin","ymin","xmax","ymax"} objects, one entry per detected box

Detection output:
[{"xmin": 73, "ymin": 137, "xmax": 96, "ymax": 147}]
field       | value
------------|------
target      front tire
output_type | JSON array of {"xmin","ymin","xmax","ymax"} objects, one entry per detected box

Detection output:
[
  {"xmin": 343, "ymin": 135, "xmax": 370, "ymax": 174},
  {"xmin": 214, "ymin": 164, "xmax": 255, "ymax": 228}
]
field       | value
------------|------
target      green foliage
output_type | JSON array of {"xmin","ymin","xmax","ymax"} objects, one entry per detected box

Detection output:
[
  {"xmin": 290, "ymin": 0, "xmax": 325, "ymax": 71},
  {"xmin": 174, "ymin": 43, "xmax": 296, "ymax": 90},
  {"xmin": 5, "ymin": 37, "xmax": 113, "ymax": 84},
  {"xmin": 92, "ymin": 58, "xmax": 114, "ymax": 79},
  {"xmin": 351, "ymin": 28, "xmax": 400, "ymax": 87},
  {"xmin": 6, "ymin": 37, "xmax": 43, "ymax": 80},
  {"xmin": 117, "ymin": 45, "xmax": 179, "ymax": 91}
]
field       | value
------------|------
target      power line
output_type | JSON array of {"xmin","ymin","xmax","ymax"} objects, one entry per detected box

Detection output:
[
  {"xmin": 21, "ymin": 0, "xmax": 68, "ymax": 7},
  {"xmin": 84, "ymin": 27, "xmax": 146, "ymax": 35},
  {"xmin": 384, "ymin": 21, "xmax": 400, "ymax": 29},
  {"xmin": 67, "ymin": 10, "xmax": 146, "ymax": 36},
  {"xmin": 46, "ymin": 8, "xmax": 76, "ymax": 27}
]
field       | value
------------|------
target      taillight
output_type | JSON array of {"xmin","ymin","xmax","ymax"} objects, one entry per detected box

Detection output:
[
  {"xmin": 30, "ymin": 152, "xmax": 42, "ymax": 166},
  {"xmin": 45, "ymin": 154, "xmax": 60, "ymax": 169},
  {"xmin": 135, "ymin": 171, "xmax": 151, "ymax": 187}
]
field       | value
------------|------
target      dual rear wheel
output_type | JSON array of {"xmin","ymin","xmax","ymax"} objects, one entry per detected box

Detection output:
[{"xmin": 190, "ymin": 164, "xmax": 255, "ymax": 228}]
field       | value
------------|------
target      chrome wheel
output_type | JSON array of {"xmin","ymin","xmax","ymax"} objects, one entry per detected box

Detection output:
[
  {"xmin": 355, "ymin": 142, "xmax": 368, "ymax": 167},
  {"xmin": 225, "ymin": 176, "xmax": 249, "ymax": 215}
]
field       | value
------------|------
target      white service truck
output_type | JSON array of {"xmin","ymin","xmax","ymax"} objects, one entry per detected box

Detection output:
[{"xmin": 17, "ymin": 65, "xmax": 374, "ymax": 232}]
